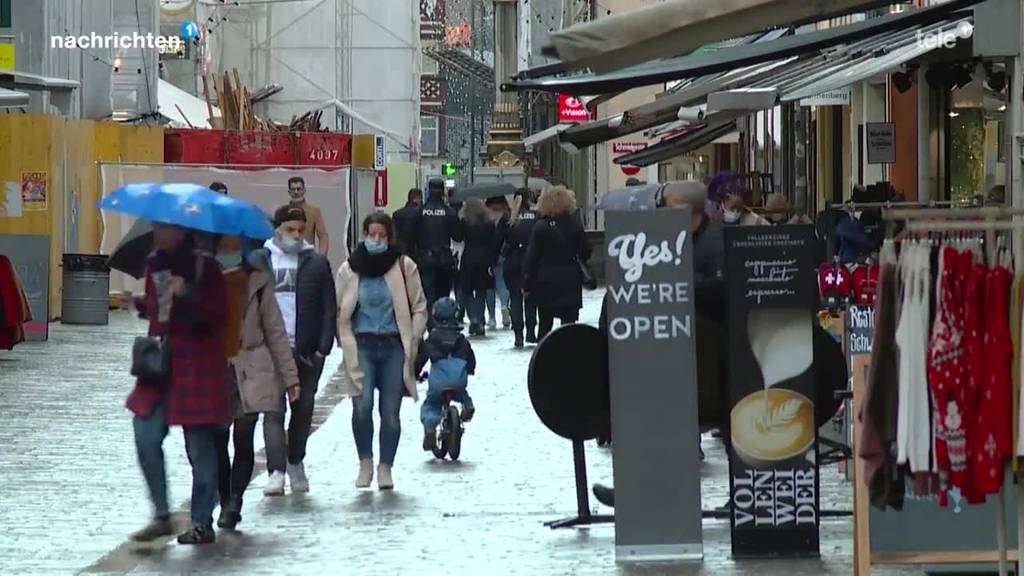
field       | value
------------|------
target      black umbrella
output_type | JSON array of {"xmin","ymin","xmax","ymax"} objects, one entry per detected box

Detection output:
[
  {"xmin": 107, "ymin": 219, "xmax": 155, "ymax": 279},
  {"xmin": 107, "ymin": 219, "xmax": 269, "ymax": 279},
  {"xmin": 455, "ymin": 182, "xmax": 517, "ymax": 202}
]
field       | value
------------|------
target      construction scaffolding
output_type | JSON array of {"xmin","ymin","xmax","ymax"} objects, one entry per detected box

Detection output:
[{"xmin": 194, "ymin": 0, "xmax": 419, "ymax": 160}]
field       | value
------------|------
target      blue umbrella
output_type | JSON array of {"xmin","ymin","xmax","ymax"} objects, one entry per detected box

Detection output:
[{"xmin": 99, "ymin": 182, "xmax": 274, "ymax": 239}]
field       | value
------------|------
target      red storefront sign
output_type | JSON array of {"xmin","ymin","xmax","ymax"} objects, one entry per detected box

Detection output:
[
  {"xmin": 558, "ymin": 94, "xmax": 593, "ymax": 123},
  {"xmin": 612, "ymin": 141, "xmax": 647, "ymax": 177}
]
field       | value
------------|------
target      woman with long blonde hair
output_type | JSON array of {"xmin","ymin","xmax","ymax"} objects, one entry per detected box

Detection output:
[{"xmin": 523, "ymin": 186, "xmax": 591, "ymax": 339}]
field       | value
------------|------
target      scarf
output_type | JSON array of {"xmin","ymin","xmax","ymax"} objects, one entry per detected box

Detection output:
[{"xmin": 348, "ymin": 244, "xmax": 401, "ymax": 278}]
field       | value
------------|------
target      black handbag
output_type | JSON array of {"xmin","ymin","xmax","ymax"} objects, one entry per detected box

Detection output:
[
  {"xmin": 131, "ymin": 335, "xmax": 170, "ymax": 379},
  {"xmin": 130, "ymin": 252, "xmax": 208, "ymax": 380}
]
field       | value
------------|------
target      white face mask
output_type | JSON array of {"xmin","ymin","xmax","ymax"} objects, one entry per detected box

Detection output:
[
  {"xmin": 723, "ymin": 209, "xmax": 742, "ymax": 224},
  {"xmin": 277, "ymin": 235, "xmax": 303, "ymax": 254}
]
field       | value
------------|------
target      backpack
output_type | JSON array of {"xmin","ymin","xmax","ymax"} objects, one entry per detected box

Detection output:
[{"xmin": 428, "ymin": 355, "xmax": 469, "ymax": 391}]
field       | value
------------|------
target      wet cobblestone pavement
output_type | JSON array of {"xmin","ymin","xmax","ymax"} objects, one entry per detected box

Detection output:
[{"xmin": 1, "ymin": 291, "xmax": 925, "ymax": 575}]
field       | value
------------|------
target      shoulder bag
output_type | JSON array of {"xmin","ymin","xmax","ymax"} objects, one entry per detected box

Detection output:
[
  {"xmin": 549, "ymin": 220, "xmax": 597, "ymax": 291},
  {"xmin": 131, "ymin": 253, "xmax": 207, "ymax": 379}
]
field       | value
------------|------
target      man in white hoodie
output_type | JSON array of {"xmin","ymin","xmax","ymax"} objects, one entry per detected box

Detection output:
[{"xmin": 252, "ymin": 205, "xmax": 337, "ymax": 496}]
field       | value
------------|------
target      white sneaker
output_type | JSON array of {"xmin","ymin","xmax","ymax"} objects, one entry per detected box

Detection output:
[
  {"xmin": 355, "ymin": 459, "xmax": 374, "ymax": 488},
  {"xmin": 377, "ymin": 463, "xmax": 394, "ymax": 490},
  {"xmin": 288, "ymin": 463, "xmax": 309, "ymax": 493},
  {"xmin": 488, "ymin": 318, "xmax": 497, "ymax": 330},
  {"xmin": 263, "ymin": 471, "xmax": 286, "ymax": 496}
]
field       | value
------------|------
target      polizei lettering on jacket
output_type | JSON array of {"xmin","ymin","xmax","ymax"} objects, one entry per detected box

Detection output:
[
  {"xmin": 607, "ymin": 230, "xmax": 691, "ymax": 341},
  {"xmin": 732, "ymin": 468, "xmax": 817, "ymax": 528},
  {"xmin": 422, "ymin": 208, "xmax": 449, "ymax": 217}
]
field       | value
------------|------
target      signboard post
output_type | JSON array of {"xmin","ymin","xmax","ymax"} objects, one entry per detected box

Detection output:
[
  {"xmin": 724, "ymin": 225, "xmax": 819, "ymax": 557},
  {"xmin": 373, "ymin": 134, "xmax": 386, "ymax": 171},
  {"xmin": 605, "ymin": 209, "xmax": 702, "ymax": 561},
  {"xmin": 612, "ymin": 142, "xmax": 647, "ymax": 178}
]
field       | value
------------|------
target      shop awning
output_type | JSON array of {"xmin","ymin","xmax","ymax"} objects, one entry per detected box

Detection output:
[
  {"xmin": 523, "ymin": 123, "xmax": 573, "ymax": 151},
  {"xmin": 0, "ymin": 87, "xmax": 29, "ymax": 108},
  {"xmin": 614, "ymin": 111, "xmax": 747, "ymax": 167},
  {"xmin": 541, "ymin": 0, "xmax": 885, "ymax": 74},
  {"xmin": 509, "ymin": 0, "xmax": 980, "ymax": 94},
  {"xmin": 0, "ymin": 70, "xmax": 79, "ymax": 91},
  {"xmin": 557, "ymin": 57, "xmax": 798, "ymax": 150},
  {"xmin": 158, "ymin": 79, "xmax": 219, "ymax": 128},
  {"xmin": 705, "ymin": 13, "xmax": 974, "ymax": 107},
  {"xmin": 546, "ymin": 7, "xmax": 974, "ymax": 152}
]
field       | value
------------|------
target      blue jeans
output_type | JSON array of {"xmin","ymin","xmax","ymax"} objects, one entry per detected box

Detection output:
[
  {"xmin": 351, "ymin": 336, "xmax": 406, "ymax": 466},
  {"xmin": 133, "ymin": 404, "xmax": 220, "ymax": 527},
  {"xmin": 486, "ymin": 259, "xmax": 510, "ymax": 320},
  {"xmin": 420, "ymin": 380, "xmax": 473, "ymax": 432}
]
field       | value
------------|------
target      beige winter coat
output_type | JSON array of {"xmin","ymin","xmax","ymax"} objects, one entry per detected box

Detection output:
[
  {"xmin": 232, "ymin": 269, "xmax": 300, "ymax": 415},
  {"xmin": 336, "ymin": 256, "xmax": 428, "ymax": 400}
]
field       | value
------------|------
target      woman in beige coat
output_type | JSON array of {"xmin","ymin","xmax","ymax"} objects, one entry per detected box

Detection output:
[
  {"xmin": 218, "ymin": 255, "xmax": 300, "ymax": 530},
  {"xmin": 337, "ymin": 212, "xmax": 428, "ymax": 490}
]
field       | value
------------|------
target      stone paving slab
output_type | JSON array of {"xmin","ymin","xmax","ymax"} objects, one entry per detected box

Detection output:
[{"xmin": 0, "ymin": 292, "xmax": 926, "ymax": 575}]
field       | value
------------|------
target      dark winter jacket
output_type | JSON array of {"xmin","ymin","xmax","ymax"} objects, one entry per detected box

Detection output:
[
  {"xmin": 414, "ymin": 324, "xmax": 476, "ymax": 375},
  {"xmin": 392, "ymin": 202, "xmax": 421, "ymax": 255},
  {"xmin": 502, "ymin": 208, "xmax": 540, "ymax": 273},
  {"xmin": 414, "ymin": 197, "xmax": 463, "ymax": 267},
  {"xmin": 523, "ymin": 212, "xmax": 591, "ymax": 313},
  {"xmin": 251, "ymin": 247, "xmax": 337, "ymax": 357},
  {"xmin": 126, "ymin": 245, "xmax": 232, "ymax": 427},
  {"xmin": 461, "ymin": 220, "xmax": 501, "ymax": 270}
]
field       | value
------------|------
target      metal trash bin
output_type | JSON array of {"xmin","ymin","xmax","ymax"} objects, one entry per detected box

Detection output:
[{"xmin": 61, "ymin": 254, "xmax": 111, "ymax": 325}]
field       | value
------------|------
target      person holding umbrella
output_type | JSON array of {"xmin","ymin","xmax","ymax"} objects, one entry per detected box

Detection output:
[{"xmin": 101, "ymin": 182, "xmax": 274, "ymax": 545}]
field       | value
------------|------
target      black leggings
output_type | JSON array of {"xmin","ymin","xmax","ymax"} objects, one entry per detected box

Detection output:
[{"xmin": 214, "ymin": 412, "xmax": 282, "ymax": 505}]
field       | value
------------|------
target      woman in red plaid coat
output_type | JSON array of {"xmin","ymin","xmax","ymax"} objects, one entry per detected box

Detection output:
[{"xmin": 126, "ymin": 223, "xmax": 231, "ymax": 546}]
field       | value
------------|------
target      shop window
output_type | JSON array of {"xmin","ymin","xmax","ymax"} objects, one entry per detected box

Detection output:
[
  {"xmin": 421, "ymin": 115, "xmax": 439, "ymax": 157},
  {"xmin": 422, "ymin": 39, "xmax": 438, "ymax": 76}
]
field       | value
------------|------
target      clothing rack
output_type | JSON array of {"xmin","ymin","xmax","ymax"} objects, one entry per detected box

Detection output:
[
  {"xmin": 835, "ymin": 200, "xmax": 962, "ymax": 210},
  {"xmin": 854, "ymin": 208, "xmax": 1024, "ymax": 576}
]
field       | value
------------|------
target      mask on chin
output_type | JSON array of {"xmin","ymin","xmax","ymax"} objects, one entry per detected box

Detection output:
[{"xmin": 277, "ymin": 235, "xmax": 304, "ymax": 254}]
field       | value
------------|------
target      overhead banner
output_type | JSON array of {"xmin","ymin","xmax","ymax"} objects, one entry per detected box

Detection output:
[
  {"xmin": 605, "ymin": 209, "xmax": 702, "ymax": 561},
  {"xmin": 724, "ymin": 225, "xmax": 819, "ymax": 558}
]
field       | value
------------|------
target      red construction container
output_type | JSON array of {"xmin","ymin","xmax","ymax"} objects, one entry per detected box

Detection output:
[
  {"xmin": 224, "ymin": 131, "xmax": 297, "ymax": 165},
  {"xmin": 164, "ymin": 129, "xmax": 226, "ymax": 164},
  {"xmin": 297, "ymin": 132, "xmax": 352, "ymax": 166}
]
